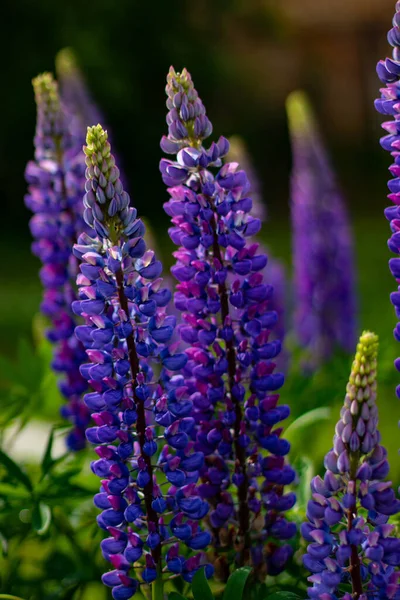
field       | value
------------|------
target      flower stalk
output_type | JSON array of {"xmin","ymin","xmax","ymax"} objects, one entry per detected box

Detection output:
[{"xmin": 160, "ymin": 67, "xmax": 296, "ymax": 576}]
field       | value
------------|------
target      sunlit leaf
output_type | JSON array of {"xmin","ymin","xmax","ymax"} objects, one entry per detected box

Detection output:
[{"xmin": 32, "ymin": 502, "xmax": 51, "ymax": 535}]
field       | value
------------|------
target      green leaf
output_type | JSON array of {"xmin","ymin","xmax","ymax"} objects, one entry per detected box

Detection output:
[
  {"xmin": 0, "ymin": 448, "xmax": 33, "ymax": 491},
  {"xmin": 285, "ymin": 407, "xmax": 332, "ymax": 441},
  {"xmin": 168, "ymin": 594, "xmax": 188, "ymax": 600},
  {"xmin": 32, "ymin": 501, "xmax": 51, "ymax": 535},
  {"xmin": 0, "ymin": 595, "xmax": 28, "ymax": 600},
  {"xmin": 291, "ymin": 455, "xmax": 314, "ymax": 514},
  {"xmin": 41, "ymin": 428, "xmax": 55, "ymax": 472},
  {"xmin": 192, "ymin": 567, "xmax": 214, "ymax": 600},
  {"xmin": 223, "ymin": 567, "xmax": 252, "ymax": 600},
  {"xmin": 0, "ymin": 482, "xmax": 32, "ymax": 499}
]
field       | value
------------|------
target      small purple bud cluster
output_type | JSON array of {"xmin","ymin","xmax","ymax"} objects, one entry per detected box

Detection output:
[
  {"xmin": 302, "ymin": 332, "xmax": 400, "ymax": 600},
  {"xmin": 73, "ymin": 125, "xmax": 212, "ymax": 598},
  {"xmin": 160, "ymin": 67, "xmax": 295, "ymax": 576},
  {"xmin": 375, "ymin": 0, "xmax": 400, "ymax": 408},
  {"xmin": 287, "ymin": 92, "xmax": 357, "ymax": 371},
  {"xmin": 25, "ymin": 73, "xmax": 90, "ymax": 450}
]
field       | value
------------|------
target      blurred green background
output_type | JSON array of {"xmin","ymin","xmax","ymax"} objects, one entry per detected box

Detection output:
[{"xmin": 1, "ymin": 0, "xmax": 400, "ymax": 597}]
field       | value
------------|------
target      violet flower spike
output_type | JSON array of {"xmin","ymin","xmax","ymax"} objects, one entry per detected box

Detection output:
[
  {"xmin": 287, "ymin": 91, "xmax": 357, "ymax": 371},
  {"xmin": 302, "ymin": 331, "xmax": 400, "ymax": 600},
  {"xmin": 160, "ymin": 67, "xmax": 296, "ymax": 575},
  {"xmin": 375, "ymin": 0, "xmax": 400, "ymax": 432},
  {"xmin": 74, "ymin": 124, "xmax": 212, "ymax": 599},
  {"xmin": 25, "ymin": 73, "xmax": 90, "ymax": 450}
]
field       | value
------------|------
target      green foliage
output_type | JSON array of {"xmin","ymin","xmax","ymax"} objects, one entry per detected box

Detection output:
[
  {"xmin": 192, "ymin": 568, "xmax": 215, "ymax": 600},
  {"xmin": 222, "ymin": 568, "xmax": 252, "ymax": 600}
]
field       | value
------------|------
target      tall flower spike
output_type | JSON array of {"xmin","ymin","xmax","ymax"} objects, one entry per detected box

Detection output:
[
  {"xmin": 25, "ymin": 73, "xmax": 90, "ymax": 450},
  {"xmin": 287, "ymin": 91, "xmax": 357, "ymax": 371},
  {"xmin": 375, "ymin": 1, "xmax": 400, "ymax": 424},
  {"xmin": 226, "ymin": 136, "xmax": 288, "ymax": 370},
  {"xmin": 160, "ymin": 67, "xmax": 296, "ymax": 576},
  {"xmin": 74, "ymin": 124, "xmax": 212, "ymax": 599},
  {"xmin": 302, "ymin": 331, "xmax": 400, "ymax": 600}
]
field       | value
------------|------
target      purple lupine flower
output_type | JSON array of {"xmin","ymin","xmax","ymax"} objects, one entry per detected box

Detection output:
[
  {"xmin": 287, "ymin": 91, "xmax": 357, "ymax": 371},
  {"xmin": 302, "ymin": 331, "xmax": 400, "ymax": 600},
  {"xmin": 25, "ymin": 73, "xmax": 90, "ymax": 450},
  {"xmin": 74, "ymin": 124, "xmax": 212, "ymax": 598},
  {"xmin": 375, "ymin": 0, "xmax": 400, "ymax": 427},
  {"xmin": 227, "ymin": 136, "xmax": 288, "ymax": 370},
  {"xmin": 160, "ymin": 67, "xmax": 296, "ymax": 575}
]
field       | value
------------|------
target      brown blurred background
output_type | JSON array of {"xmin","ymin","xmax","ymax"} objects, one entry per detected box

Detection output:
[{"xmin": 1, "ymin": 0, "xmax": 397, "ymax": 229}]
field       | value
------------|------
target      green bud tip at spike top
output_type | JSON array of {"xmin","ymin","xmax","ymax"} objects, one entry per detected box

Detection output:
[
  {"xmin": 346, "ymin": 330, "xmax": 378, "ymax": 405},
  {"xmin": 55, "ymin": 47, "xmax": 78, "ymax": 76},
  {"xmin": 84, "ymin": 124, "xmax": 114, "ymax": 174},
  {"xmin": 32, "ymin": 72, "xmax": 59, "ymax": 109},
  {"xmin": 286, "ymin": 90, "xmax": 319, "ymax": 137},
  {"xmin": 32, "ymin": 72, "xmax": 62, "ymax": 134}
]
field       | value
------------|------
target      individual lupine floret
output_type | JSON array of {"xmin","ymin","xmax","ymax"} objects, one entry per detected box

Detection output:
[
  {"xmin": 302, "ymin": 331, "xmax": 400, "ymax": 600},
  {"xmin": 73, "ymin": 124, "xmax": 212, "ymax": 599},
  {"xmin": 160, "ymin": 67, "xmax": 296, "ymax": 576},
  {"xmin": 375, "ymin": 0, "xmax": 400, "ymax": 420},
  {"xmin": 287, "ymin": 91, "xmax": 357, "ymax": 371},
  {"xmin": 25, "ymin": 73, "xmax": 90, "ymax": 450}
]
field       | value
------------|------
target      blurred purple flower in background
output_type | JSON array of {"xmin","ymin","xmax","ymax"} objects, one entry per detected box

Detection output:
[
  {"xmin": 160, "ymin": 67, "xmax": 296, "ymax": 576},
  {"xmin": 56, "ymin": 48, "xmax": 128, "ymax": 188},
  {"xmin": 25, "ymin": 73, "xmax": 90, "ymax": 450},
  {"xmin": 56, "ymin": 48, "xmax": 107, "ymax": 146},
  {"xmin": 287, "ymin": 91, "xmax": 357, "ymax": 372}
]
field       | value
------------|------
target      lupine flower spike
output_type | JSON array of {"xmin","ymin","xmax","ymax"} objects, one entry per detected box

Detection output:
[
  {"xmin": 73, "ymin": 125, "xmax": 212, "ymax": 599},
  {"xmin": 287, "ymin": 91, "xmax": 357, "ymax": 371},
  {"xmin": 25, "ymin": 73, "xmax": 90, "ymax": 450},
  {"xmin": 302, "ymin": 331, "xmax": 400, "ymax": 600},
  {"xmin": 160, "ymin": 67, "xmax": 296, "ymax": 577},
  {"xmin": 375, "ymin": 0, "xmax": 400, "ymax": 421}
]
